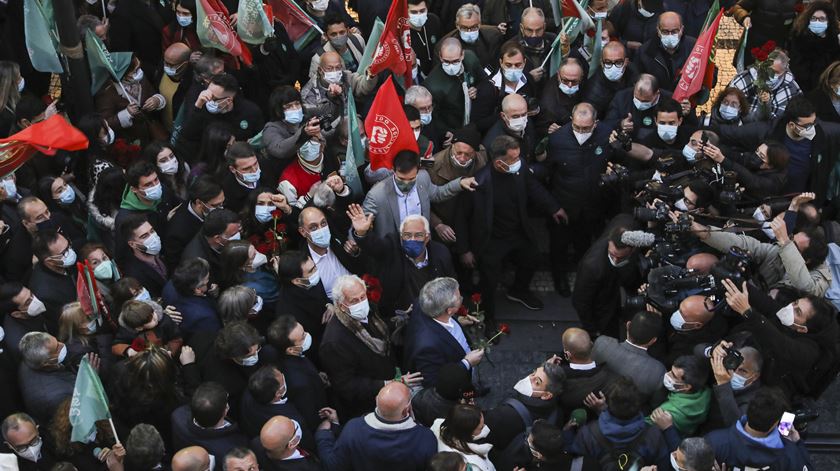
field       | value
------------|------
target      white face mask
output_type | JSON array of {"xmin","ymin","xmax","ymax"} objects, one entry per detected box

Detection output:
[
  {"xmin": 603, "ymin": 64, "xmax": 625, "ymax": 82},
  {"xmin": 682, "ymin": 144, "xmax": 698, "ymax": 163},
  {"xmin": 574, "ymin": 130, "xmax": 592, "ymax": 145},
  {"xmin": 300, "ymin": 332, "xmax": 313, "ymax": 352},
  {"xmin": 719, "ymin": 104, "xmax": 739, "ymax": 120},
  {"xmin": 670, "ymin": 310, "xmax": 688, "ymax": 330},
  {"xmin": 305, "ymin": 270, "xmax": 321, "ymax": 288},
  {"xmin": 206, "ymin": 454, "xmax": 216, "ymax": 471},
  {"xmin": 473, "ymin": 424, "xmax": 491, "ymax": 440},
  {"xmin": 459, "ymin": 30, "xmax": 479, "ymax": 44},
  {"xmin": 657, "ymin": 124, "xmax": 678, "ymax": 141},
  {"xmin": 252, "ymin": 295, "xmax": 264, "ymax": 314},
  {"xmin": 674, "ymin": 198, "xmax": 689, "ymax": 211},
  {"xmin": 507, "ymin": 115, "xmax": 528, "ymax": 132},
  {"xmin": 633, "ymin": 96, "xmax": 656, "ymax": 111},
  {"xmin": 158, "ymin": 157, "xmax": 179, "ymax": 175},
  {"xmin": 775, "ymin": 303, "xmax": 796, "ymax": 326},
  {"xmin": 299, "ymin": 140, "xmax": 322, "ymax": 161},
  {"xmin": 345, "ymin": 299, "xmax": 370, "ymax": 320},
  {"xmin": 513, "ymin": 375, "xmax": 534, "ymax": 396},
  {"xmin": 638, "ymin": 6, "xmax": 655, "ymax": 17},
  {"xmin": 323, "ymin": 70, "xmax": 343, "ymax": 84},
  {"xmin": 442, "ymin": 62, "xmax": 462, "ymax": 76},
  {"xmin": 57, "ymin": 344, "xmax": 67, "ymax": 364},
  {"xmin": 752, "ymin": 207, "xmax": 767, "ymax": 222},
  {"xmin": 104, "ymin": 127, "xmax": 115, "ymax": 146},
  {"xmin": 141, "ymin": 232, "xmax": 163, "ymax": 255},
  {"xmin": 409, "ymin": 12, "xmax": 428, "ymax": 28},
  {"xmin": 559, "ymin": 82, "xmax": 579, "ymax": 95},
  {"xmin": 607, "ymin": 252, "xmax": 629, "ymax": 267},
  {"xmin": 251, "ymin": 252, "xmax": 268, "ymax": 269},
  {"xmin": 798, "ymin": 125, "xmax": 816, "ymax": 141},
  {"xmin": 660, "ymin": 33, "xmax": 680, "ymax": 49},
  {"xmin": 17, "ymin": 78, "xmax": 25, "ymax": 93},
  {"xmin": 310, "ymin": 0, "xmax": 329, "ymax": 11},
  {"xmin": 14, "ymin": 439, "xmax": 42, "ymax": 462},
  {"xmin": 27, "ymin": 296, "xmax": 47, "ymax": 317},
  {"xmin": 663, "ymin": 372, "xmax": 682, "ymax": 392}
]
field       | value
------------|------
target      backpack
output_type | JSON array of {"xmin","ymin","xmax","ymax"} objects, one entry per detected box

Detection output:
[
  {"xmin": 491, "ymin": 398, "xmax": 561, "ymax": 471},
  {"xmin": 591, "ymin": 424, "xmax": 649, "ymax": 471}
]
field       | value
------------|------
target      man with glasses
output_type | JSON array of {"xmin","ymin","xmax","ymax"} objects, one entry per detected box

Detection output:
[
  {"xmin": 423, "ymin": 37, "xmax": 485, "ymax": 136},
  {"xmin": 442, "ymin": 3, "xmax": 503, "ymax": 66},
  {"xmin": 536, "ymin": 58, "xmax": 584, "ymax": 134},
  {"xmin": 581, "ymin": 41, "xmax": 639, "ymax": 116},
  {"xmin": 28, "ymin": 231, "xmax": 78, "ymax": 334},
  {"xmin": 1, "ymin": 412, "xmax": 58, "ymax": 469},
  {"xmin": 348, "ymin": 205, "xmax": 455, "ymax": 319},
  {"xmin": 300, "ymin": 51, "xmax": 376, "ymax": 133},
  {"xmin": 546, "ymin": 103, "xmax": 614, "ymax": 297},
  {"xmin": 637, "ymin": 12, "xmax": 696, "ymax": 92}
]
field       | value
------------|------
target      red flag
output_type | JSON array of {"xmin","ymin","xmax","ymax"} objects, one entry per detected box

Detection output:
[
  {"xmin": 364, "ymin": 76, "xmax": 419, "ymax": 170},
  {"xmin": 270, "ymin": 0, "xmax": 321, "ymax": 51},
  {"xmin": 0, "ymin": 115, "xmax": 88, "ymax": 177},
  {"xmin": 196, "ymin": 0, "xmax": 253, "ymax": 66},
  {"xmin": 673, "ymin": 9, "xmax": 724, "ymax": 102},
  {"xmin": 369, "ymin": 0, "xmax": 412, "ymax": 86}
]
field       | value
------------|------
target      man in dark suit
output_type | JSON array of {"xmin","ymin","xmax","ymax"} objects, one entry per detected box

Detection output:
[
  {"xmin": 604, "ymin": 74, "xmax": 673, "ymax": 143},
  {"xmin": 0, "ymin": 413, "xmax": 59, "ymax": 471},
  {"xmin": 0, "ymin": 282, "xmax": 49, "ymax": 362},
  {"xmin": 403, "ymin": 277, "xmax": 484, "ymax": 388},
  {"xmin": 636, "ymin": 12, "xmax": 696, "ymax": 92},
  {"xmin": 108, "ymin": 0, "xmax": 165, "ymax": 75},
  {"xmin": 349, "ymin": 206, "xmax": 456, "ymax": 319},
  {"xmin": 558, "ymin": 328, "xmax": 617, "ymax": 412},
  {"xmin": 17, "ymin": 332, "xmax": 76, "ymax": 424},
  {"xmin": 581, "ymin": 41, "xmax": 640, "ymax": 117},
  {"xmin": 119, "ymin": 214, "xmax": 168, "ymax": 298},
  {"xmin": 252, "ymin": 415, "xmax": 320, "ymax": 470},
  {"xmin": 454, "ymin": 135, "xmax": 562, "ymax": 319},
  {"xmin": 28, "ymin": 231, "xmax": 77, "ymax": 334},
  {"xmin": 239, "ymin": 366, "xmax": 313, "ymax": 453},
  {"xmin": 171, "ymin": 382, "xmax": 249, "ymax": 465},
  {"xmin": 665, "ymin": 295, "xmax": 728, "ymax": 367},
  {"xmin": 164, "ymin": 176, "xmax": 225, "ymax": 269},
  {"xmin": 592, "ymin": 310, "xmax": 667, "ymax": 403},
  {"xmin": 182, "ymin": 209, "xmax": 242, "ymax": 284}
]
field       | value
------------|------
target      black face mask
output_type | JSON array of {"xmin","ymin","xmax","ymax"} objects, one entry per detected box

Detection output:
[
  {"xmin": 523, "ymin": 36, "xmax": 543, "ymax": 48},
  {"xmin": 744, "ymin": 152, "xmax": 765, "ymax": 170},
  {"xmin": 35, "ymin": 218, "xmax": 60, "ymax": 233}
]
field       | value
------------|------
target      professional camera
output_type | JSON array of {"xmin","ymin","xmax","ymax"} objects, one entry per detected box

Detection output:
[
  {"xmin": 610, "ymin": 128, "xmax": 632, "ymax": 151},
  {"xmin": 639, "ymin": 181, "xmax": 684, "ymax": 204},
  {"xmin": 317, "ymin": 114, "xmax": 335, "ymax": 131},
  {"xmin": 716, "ymin": 341, "xmax": 744, "ymax": 370},
  {"xmin": 664, "ymin": 213, "xmax": 693, "ymax": 234},
  {"xmin": 710, "ymin": 246, "xmax": 752, "ymax": 287},
  {"xmin": 718, "ymin": 171, "xmax": 742, "ymax": 205},
  {"xmin": 634, "ymin": 200, "xmax": 670, "ymax": 222},
  {"xmin": 600, "ymin": 164, "xmax": 631, "ymax": 186},
  {"xmin": 624, "ymin": 266, "xmax": 717, "ymax": 313}
]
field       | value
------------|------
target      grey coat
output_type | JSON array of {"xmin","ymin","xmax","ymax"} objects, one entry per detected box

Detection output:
[
  {"xmin": 362, "ymin": 169, "xmax": 463, "ymax": 239},
  {"xmin": 261, "ymin": 119, "xmax": 304, "ymax": 162},
  {"xmin": 591, "ymin": 336, "xmax": 667, "ymax": 401}
]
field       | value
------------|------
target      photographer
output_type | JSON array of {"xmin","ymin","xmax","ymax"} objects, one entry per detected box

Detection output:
[
  {"xmin": 690, "ymin": 212, "xmax": 830, "ymax": 296},
  {"xmin": 696, "ymin": 342, "xmax": 763, "ymax": 431},
  {"xmin": 722, "ymin": 279, "xmax": 839, "ymax": 398},
  {"xmin": 704, "ymin": 140, "xmax": 789, "ymax": 201}
]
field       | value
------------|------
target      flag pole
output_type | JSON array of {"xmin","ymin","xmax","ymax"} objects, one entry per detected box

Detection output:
[
  {"xmin": 101, "ymin": 0, "xmax": 107, "ymax": 18},
  {"xmin": 108, "ymin": 418, "xmax": 121, "ymax": 445}
]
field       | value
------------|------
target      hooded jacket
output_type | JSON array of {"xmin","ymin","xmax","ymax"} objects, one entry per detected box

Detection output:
[{"xmin": 570, "ymin": 411, "xmax": 670, "ymax": 469}]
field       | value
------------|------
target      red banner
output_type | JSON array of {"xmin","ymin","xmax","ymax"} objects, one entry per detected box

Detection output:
[
  {"xmin": 197, "ymin": 0, "xmax": 253, "ymax": 65},
  {"xmin": 673, "ymin": 9, "xmax": 724, "ymax": 102},
  {"xmin": 0, "ymin": 115, "xmax": 88, "ymax": 177},
  {"xmin": 368, "ymin": 0, "xmax": 412, "ymax": 87},
  {"xmin": 364, "ymin": 76, "xmax": 419, "ymax": 170}
]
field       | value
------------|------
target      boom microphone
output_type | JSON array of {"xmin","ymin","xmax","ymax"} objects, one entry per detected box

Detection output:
[{"xmin": 621, "ymin": 230, "xmax": 657, "ymax": 248}]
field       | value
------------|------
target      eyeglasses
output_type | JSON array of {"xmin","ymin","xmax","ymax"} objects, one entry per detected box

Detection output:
[
  {"xmin": 603, "ymin": 59, "xmax": 625, "ymax": 68},
  {"xmin": 8, "ymin": 435, "xmax": 41, "ymax": 453},
  {"xmin": 793, "ymin": 122, "xmax": 815, "ymax": 132}
]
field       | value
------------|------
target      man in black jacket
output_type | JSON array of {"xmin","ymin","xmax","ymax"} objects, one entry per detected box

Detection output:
[
  {"xmin": 182, "ymin": 209, "xmax": 241, "ymax": 284},
  {"xmin": 581, "ymin": 41, "xmax": 640, "ymax": 117},
  {"xmin": 119, "ymin": 214, "xmax": 169, "ymax": 298},
  {"xmin": 349, "ymin": 207, "xmax": 455, "ymax": 319},
  {"xmin": 171, "ymin": 382, "xmax": 249, "ymax": 465},
  {"xmin": 239, "ymin": 366, "xmax": 313, "ymax": 452},
  {"xmin": 546, "ymin": 103, "xmax": 615, "ymax": 296},
  {"xmin": 1, "ymin": 413, "xmax": 59, "ymax": 471},
  {"xmin": 559, "ymin": 328, "xmax": 617, "ymax": 412},
  {"xmin": 164, "ymin": 176, "xmax": 225, "ymax": 269},
  {"xmin": 572, "ymin": 220, "xmax": 642, "ymax": 337},
  {"xmin": 297, "ymin": 207, "xmax": 364, "ymax": 303},
  {"xmin": 535, "ymin": 58, "xmax": 585, "ymax": 135},
  {"xmin": 665, "ymin": 294, "xmax": 728, "ymax": 367},
  {"xmin": 275, "ymin": 251, "xmax": 330, "ymax": 362},
  {"xmin": 605, "ymin": 73, "xmax": 672, "ymax": 142},
  {"xmin": 636, "ymin": 12, "xmax": 696, "ymax": 92},
  {"xmin": 252, "ymin": 415, "xmax": 321, "ymax": 470},
  {"xmin": 454, "ymin": 135, "xmax": 562, "ymax": 318},
  {"xmin": 28, "ymin": 231, "xmax": 78, "ymax": 334}
]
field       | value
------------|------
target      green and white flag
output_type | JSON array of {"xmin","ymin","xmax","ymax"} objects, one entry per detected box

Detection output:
[
  {"xmin": 23, "ymin": 0, "xmax": 63, "ymax": 73},
  {"xmin": 237, "ymin": 0, "xmax": 274, "ymax": 45},
  {"xmin": 588, "ymin": 19, "xmax": 603, "ymax": 78},
  {"xmin": 343, "ymin": 92, "xmax": 364, "ymax": 195},
  {"xmin": 84, "ymin": 32, "xmax": 133, "ymax": 95},
  {"xmin": 69, "ymin": 356, "xmax": 111, "ymax": 443},
  {"xmin": 357, "ymin": 18, "xmax": 385, "ymax": 75}
]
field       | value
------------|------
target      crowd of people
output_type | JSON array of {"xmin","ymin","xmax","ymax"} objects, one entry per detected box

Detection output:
[{"xmin": 0, "ymin": 0, "xmax": 838, "ymax": 468}]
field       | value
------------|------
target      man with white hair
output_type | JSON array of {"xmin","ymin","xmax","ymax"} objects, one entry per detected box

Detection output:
[
  {"xmin": 404, "ymin": 277, "xmax": 485, "ymax": 387},
  {"xmin": 729, "ymin": 48, "xmax": 802, "ymax": 121},
  {"xmin": 347, "ymin": 203, "xmax": 456, "ymax": 319},
  {"xmin": 319, "ymin": 274, "xmax": 422, "ymax": 419},
  {"xmin": 405, "ymin": 85, "xmax": 445, "ymax": 148},
  {"xmin": 441, "ymin": 3, "xmax": 503, "ymax": 65},
  {"xmin": 17, "ymin": 332, "xmax": 80, "ymax": 424}
]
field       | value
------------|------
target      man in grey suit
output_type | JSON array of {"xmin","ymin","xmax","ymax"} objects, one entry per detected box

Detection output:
[
  {"xmin": 17, "ymin": 332, "xmax": 80, "ymax": 424},
  {"xmin": 362, "ymin": 151, "xmax": 477, "ymax": 240},
  {"xmin": 591, "ymin": 311, "xmax": 666, "ymax": 402}
]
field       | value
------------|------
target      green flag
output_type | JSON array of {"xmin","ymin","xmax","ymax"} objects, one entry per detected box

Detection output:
[
  {"xmin": 357, "ymin": 18, "xmax": 385, "ymax": 75},
  {"xmin": 734, "ymin": 28, "xmax": 749, "ymax": 73},
  {"xmin": 23, "ymin": 0, "xmax": 63, "ymax": 73},
  {"xmin": 84, "ymin": 32, "xmax": 133, "ymax": 95},
  {"xmin": 547, "ymin": 33, "xmax": 564, "ymax": 77},
  {"xmin": 548, "ymin": 0, "xmax": 562, "ymax": 28},
  {"xmin": 69, "ymin": 357, "xmax": 111, "ymax": 444},
  {"xmin": 700, "ymin": 0, "xmax": 721, "ymax": 32},
  {"xmin": 237, "ymin": 0, "xmax": 274, "ymax": 45},
  {"xmin": 343, "ymin": 92, "xmax": 364, "ymax": 195},
  {"xmin": 588, "ymin": 19, "xmax": 603, "ymax": 79}
]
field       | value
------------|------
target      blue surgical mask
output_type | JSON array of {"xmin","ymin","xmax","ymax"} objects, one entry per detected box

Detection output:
[
  {"xmin": 634, "ymin": 97, "xmax": 655, "ymax": 111},
  {"xmin": 285, "ymin": 108, "xmax": 304, "ymax": 124},
  {"xmin": 93, "ymin": 260, "xmax": 114, "ymax": 280},
  {"xmin": 176, "ymin": 14, "xmax": 193, "ymax": 27},
  {"xmin": 58, "ymin": 186, "xmax": 75, "ymax": 205},
  {"xmin": 62, "ymin": 248, "xmax": 78, "ymax": 267},
  {"xmin": 143, "ymin": 183, "xmax": 163, "ymax": 201},
  {"xmin": 135, "ymin": 288, "xmax": 152, "ymax": 302},
  {"xmin": 730, "ymin": 372, "xmax": 751, "ymax": 390},
  {"xmin": 420, "ymin": 112, "xmax": 432, "ymax": 125},
  {"xmin": 503, "ymin": 67, "xmax": 524, "ymax": 83},
  {"xmin": 255, "ymin": 204, "xmax": 274, "ymax": 223},
  {"xmin": 809, "ymin": 20, "xmax": 828, "ymax": 35},
  {"xmin": 402, "ymin": 239, "xmax": 425, "ymax": 258},
  {"xmin": 206, "ymin": 100, "xmax": 222, "ymax": 114},
  {"xmin": 670, "ymin": 310, "xmax": 687, "ymax": 330},
  {"xmin": 2, "ymin": 178, "xmax": 17, "ymax": 199},
  {"xmin": 767, "ymin": 74, "xmax": 782, "ymax": 89},
  {"xmin": 240, "ymin": 169, "xmax": 261, "ymax": 184},
  {"xmin": 142, "ymin": 232, "xmax": 162, "ymax": 255},
  {"xmin": 660, "ymin": 33, "xmax": 680, "ymax": 49},
  {"xmin": 442, "ymin": 62, "xmax": 462, "ymax": 76},
  {"xmin": 682, "ymin": 144, "xmax": 697, "ymax": 163},
  {"xmin": 657, "ymin": 124, "xmax": 678, "ymax": 141},
  {"xmin": 459, "ymin": 30, "xmax": 479, "ymax": 43},
  {"xmin": 505, "ymin": 159, "xmax": 521, "ymax": 174},
  {"xmin": 308, "ymin": 225, "xmax": 331, "ymax": 248},
  {"xmin": 603, "ymin": 64, "xmax": 625, "ymax": 82},
  {"xmin": 299, "ymin": 140, "xmax": 321, "ymax": 162},
  {"xmin": 559, "ymin": 82, "xmax": 579, "ymax": 95},
  {"xmin": 719, "ymin": 104, "xmax": 739, "ymax": 121}
]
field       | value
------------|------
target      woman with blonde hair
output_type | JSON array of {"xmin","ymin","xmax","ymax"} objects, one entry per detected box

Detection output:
[{"xmin": 57, "ymin": 302, "xmax": 113, "ymax": 370}]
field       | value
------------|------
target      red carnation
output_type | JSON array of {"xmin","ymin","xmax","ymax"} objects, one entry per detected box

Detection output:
[
  {"xmin": 499, "ymin": 323, "xmax": 511, "ymax": 334},
  {"xmin": 750, "ymin": 47, "xmax": 761, "ymax": 59},
  {"xmin": 271, "ymin": 209, "xmax": 283, "ymax": 219},
  {"xmin": 362, "ymin": 274, "xmax": 382, "ymax": 291},
  {"xmin": 758, "ymin": 51, "xmax": 769, "ymax": 62},
  {"xmin": 456, "ymin": 305, "xmax": 468, "ymax": 317},
  {"xmin": 368, "ymin": 290, "xmax": 381, "ymax": 304},
  {"xmin": 276, "ymin": 223, "xmax": 287, "ymax": 233},
  {"xmin": 130, "ymin": 337, "xmax": 147, "ymax": 353},
  {"xmin": 470, "ymin": 293, "xmax": 482, "ymax": 304}
]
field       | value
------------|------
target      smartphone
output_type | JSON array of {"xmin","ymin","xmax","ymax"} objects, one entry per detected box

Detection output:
[{"xmin": 778, "ymin": 412, "xmax": 795, "ymax": 436}]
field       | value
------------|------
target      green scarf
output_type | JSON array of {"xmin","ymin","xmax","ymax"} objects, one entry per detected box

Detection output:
[{"xmin": 646, "ymin": 388, "xmax": 712, "ymax": 436}]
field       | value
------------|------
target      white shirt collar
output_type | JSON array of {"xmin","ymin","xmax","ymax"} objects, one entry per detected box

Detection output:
[
  {"xmin": 284, "ymin": 450, "xmax": 303, "ymax": 460},
  {"xmin": 625, "ymin": 340, "xmax": 648, "ymax": 351},
  {"xmin": 408, "ymin": 249, "xmax": 429, "ymax": 268},
  {"xmin": 490, "ymin": 70, "xmax": 528, "ymax": 93},
  {"xmin": 569, "ymin": 361, "xmax": 597, "ymax": 370},
  {"xmin": 308, "ymin": 244, "xmax": 330, "ymax": 262},
  {"xmin": 433, "ymin": 316, "xmax": 455, "ymax": 330},
  {"xmin": 186, "ymin": 202, "xmax": 204, "ymax": 222}
]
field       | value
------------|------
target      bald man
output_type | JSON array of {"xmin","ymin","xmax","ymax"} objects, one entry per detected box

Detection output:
[
  {"xmin": 251, "ymin": 416, "xmax": 319, "ymax": 469},
  {"xmin": 171, "ymin": 446, "xmax": 213, "ymax": 471},
  {"xmin": 300, "ymin": 51, "xmax": 376, "ymax": 132},
  {"xmin": 558, "ymin": 328, "xmax": 617, "ymax": 410},
  {"xmin": 296, "ymin": 206, "xmax": 361, "ymax": 299},
  {"xmin": 637, "ymin": 12, "xmax": 696, "ymax": 91},
  {"xmin": 423, "ymin": 37, "xmax": 486, "ymax": 136},
  {"xmin": 605, "ymin": 73, "xmax": 674, "ymax": 142},
  {"xmin": 481, "ymin": 93, "xmax": 537, "ymax": 162},
  {"xmin": 581, "ymin": 41, "xmax": 639, "ymax": 116},
  {"xmin": 666, "ymin": 295, "xmax": 728, "ymax": 365},
  {"xmin": 315, "ymin": 382, "xmax": 437, "ymax": 470},
  {"xmin": 160, "ymin": 42, "xmax": 193, "ymax": 131},
  {"xmin": 512, "ymin": 7, "xmax": 556, "ymax": 83}
]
